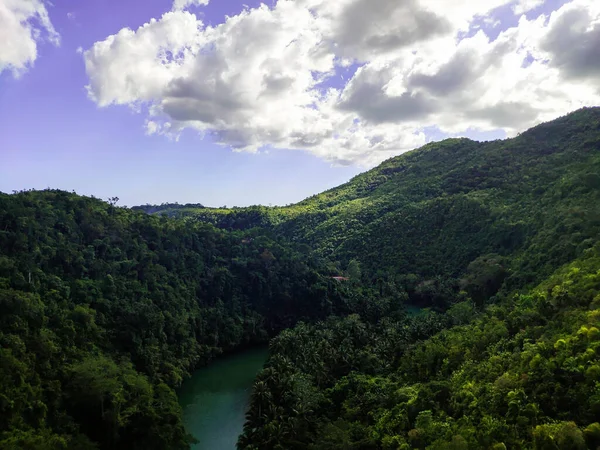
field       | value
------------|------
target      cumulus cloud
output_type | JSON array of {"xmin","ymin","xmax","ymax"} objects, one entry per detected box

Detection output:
[
  {"xmin": 84, "ymin": 11, "xmax": 204, "ymax": 106},
  {"xmin": 0, "ymin": 0, "xmax": 59, "ymax": 76},
  {"xmin": 172, "ymin": 0, "xmax": 209, "ymax": 11},
  {"xmin": 83, "ymin": 0, "xmax": 600, "ymax": 166},
  {"xmin": 337, "ymin": 63, "xmax": 436, "ymax": 123},
  {"xmin": 311, "ymin": 0, "xmax": 452, "ymax": 60},
  {"xmin": 536, "ymin": 1, "xmax": 600, "ymax": 83}
]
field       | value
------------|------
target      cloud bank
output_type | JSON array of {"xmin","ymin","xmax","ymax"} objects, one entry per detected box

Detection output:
[{"xmin": 83, "ymin": 0, "xmax": 600, "ymax": 166}]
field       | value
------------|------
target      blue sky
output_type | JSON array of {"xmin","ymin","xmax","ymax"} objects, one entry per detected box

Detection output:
[
  {"xmin": 0, "ymin": 0, "xmax": 361, "ymax": 207},
  {"xmin": 1, "ymin": 0, "xmax": 598, "ymax": 207}
]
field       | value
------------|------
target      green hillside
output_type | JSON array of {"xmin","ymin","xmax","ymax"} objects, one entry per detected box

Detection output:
[
  {"xmin": 240, "ymin": 243, "xmax": 600, "ymax": 450},
  {"xmin": 0, "ymin": 190, "xmax": 369, "ymax": 449},
  {"xmin": 232, "ymin": 108, "xmax": 600, "ymax": 449},
  {"xmin": 142, "ymin": 107, "xmax": 600, "ymax": 305},
  {"xmin": 1, "ymin": 108, "xmax": 600, "ymax": 449}
]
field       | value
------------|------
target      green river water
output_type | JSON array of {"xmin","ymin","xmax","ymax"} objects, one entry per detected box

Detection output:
[{"xmin": 178, "ymin": 347, "xmax": 269, "ymax": 450}]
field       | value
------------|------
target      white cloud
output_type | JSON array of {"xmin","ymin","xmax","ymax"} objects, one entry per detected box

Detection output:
[
  {"xmin": 172, "ymin": 0, "xmax": 209, "ymax": 11},
  {"xmin": 83, "ymin": 0, "xmax": 600, "ymax": 166},
  {"xmin": 84, "ymin": 11, "xmax": 205, "ymax": 106},
  {"xmin": 0, "ymin": 0, "xmax": 59, "ymax": 76},
  {"xmin": 512, "ymin": 0, "xmax": 545, "ymax": 15},
  {"xmin": 146, "ymin": 120, "xmax": 159, "ymax": 135},
  {"xmin": 308, "ymin": 0, "xmax": 451, "ymax": 61},
  {"xmin": 535, "ymin": 0, "xmax": 600, "ymax": 82}
]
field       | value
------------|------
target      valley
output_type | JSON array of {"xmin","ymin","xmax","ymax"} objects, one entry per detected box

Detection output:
[{"xmin": 1, "ymin": 108, "xmax": 600, "ymax": 449}]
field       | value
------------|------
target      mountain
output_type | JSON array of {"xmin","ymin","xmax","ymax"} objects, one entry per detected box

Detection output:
[
  {"xmin": 234, "ymin": 108, "xmax": 600, "ymax": 449},
  {"xmin": 142, "ymin": 107, "xmax": 600, "ymax": 305},
  {"xmin": 1, "ymin": 107, "xmax": 600, "ymax": 449}
]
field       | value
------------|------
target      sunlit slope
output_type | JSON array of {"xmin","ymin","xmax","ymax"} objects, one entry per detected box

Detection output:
[{"xmin": 140, "ymin": 107, "xmax": 600, "ymax": 287}]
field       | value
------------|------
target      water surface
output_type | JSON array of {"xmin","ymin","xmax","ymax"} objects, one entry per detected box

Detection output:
[
  {"xmin": 405, "ymin": 304, "xmax": 427, "ymax": 317},
  {"xmin": 178, "ymin": 347, "xmax": 268, "ymax": 450}
]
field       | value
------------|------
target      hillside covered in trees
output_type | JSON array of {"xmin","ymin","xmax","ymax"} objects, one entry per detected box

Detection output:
[
  {"xmin": 240, "ymin": 244, "xmax": 600, "ymax": 449},
  {"xmin": 142, "ymin": 108, "xmax": 600, "ymax": 308},
  {"xmin": 0, "ymin": 190, "xmax": 380, "ymax": 449},
  {"xmin": 1, "ymin": 108, "xmax": 600, "ymax": 449},
  {"xmin": 233, "ymin": 109, "xmax": 600, "ymax": 449}
]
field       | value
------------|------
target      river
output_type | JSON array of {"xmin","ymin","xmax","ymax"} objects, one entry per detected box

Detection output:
[
  {"xmin": 178, "ymin": 307, "xmax": 423, "ymax": 448},
  {"xmin": 178, "ymin": 347, "xmax": 269, "ymax": 450}
]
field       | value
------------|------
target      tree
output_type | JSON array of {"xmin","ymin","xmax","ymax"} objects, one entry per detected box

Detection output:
[
  {"xmin": 460, "ymin": 254, "xmax": 507, "ymax": 307},
  {"xmin": 346, "ymin": 259, "xmax": 361, "ymax": 281}
]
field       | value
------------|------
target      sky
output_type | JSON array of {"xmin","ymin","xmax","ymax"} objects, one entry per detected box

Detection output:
[{"xmin": 0, "ymin": 0, "xmax": 599, "ymax": 207}]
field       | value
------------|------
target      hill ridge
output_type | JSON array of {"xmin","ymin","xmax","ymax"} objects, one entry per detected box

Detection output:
[{"xmin": 134, "ymin": 107, "xmax": 600, "ymax": 295}]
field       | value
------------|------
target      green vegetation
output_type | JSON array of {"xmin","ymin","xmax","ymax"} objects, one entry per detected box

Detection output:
[
  {"xmin": 147, "ymin": 107, "xmax": 600, "ymax": 306},
  {"xmin": 2, "ymin": 107, "xmax": 600, "ymax": 449},
  {"xmin": 240, "ymin": 246, "xmax": 600, "ymax": 449},
  {"xmin": 233, "ymin": 108, "xmax": 600, "ymax": 449},
  {"xmin": 0, "ymin": 190, "xmax": 368, "ymax": 449}
]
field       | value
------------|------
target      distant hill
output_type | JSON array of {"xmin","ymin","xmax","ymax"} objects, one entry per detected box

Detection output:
[{"xmin": 130, "ymin": 202, "xmax": 206, "ymax": 215}]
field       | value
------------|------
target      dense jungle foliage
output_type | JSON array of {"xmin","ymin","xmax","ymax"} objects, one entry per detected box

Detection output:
[
  {"xmin": 240, "ymin": 246, "xmax": 600, "ymax": 449},
  {"xmin": 0, "ymin": 190, "xmax": 379, "ymax": 449},
  {"xmin": 2, "ymin": 108, "xmax": 600, "ymax": 449}
]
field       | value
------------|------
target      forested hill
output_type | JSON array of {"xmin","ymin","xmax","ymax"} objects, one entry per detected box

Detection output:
[
  {"xmin": 2, "ymin": 107, "xmax": 600, "ymax": 450},
  {"xmin": 232, "ymin": 109, "xmax": 600, "ymax": 450},
  {"xmin": 0, "ymin": 190, "xmax": 373, "ymax": 449},
  {"xmin": 139, "ymin": 108, "xmax": 600, "ymax": 302}
]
